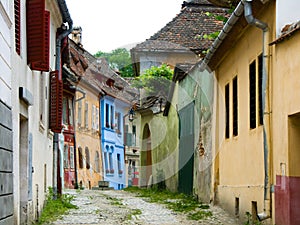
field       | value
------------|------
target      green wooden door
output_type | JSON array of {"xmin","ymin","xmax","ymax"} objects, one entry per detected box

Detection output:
[{"xmin": 178, "ymin": 102, "xmax": 194, "ymax": 195}]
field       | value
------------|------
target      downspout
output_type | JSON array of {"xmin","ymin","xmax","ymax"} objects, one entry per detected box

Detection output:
[
  {"xmin": 53, "ymin": 0, "xmax": 73, "ymax": 195},
  {"xmin": 243, "ymin": 0, "xmax": 271, "ymax": 221}
]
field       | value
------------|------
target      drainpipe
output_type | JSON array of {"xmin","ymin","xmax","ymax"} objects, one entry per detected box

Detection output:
[
  {"xmin": 243, "ymin": 0, "xmax": 271, "ymax": 221},
  {"xmin": 53, "ymin": 0, "xmax": 73, "ymax": 196}
]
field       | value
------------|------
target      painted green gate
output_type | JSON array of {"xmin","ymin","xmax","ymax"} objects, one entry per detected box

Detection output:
[{"xmin": 178, "ymin": 102, "xmax": 194, "ymax": 195}]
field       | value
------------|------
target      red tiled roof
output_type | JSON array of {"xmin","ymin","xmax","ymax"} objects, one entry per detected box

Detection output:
[
  {"xmin": 65, "ymin": 39, "xmax": 139, "ymax": 105},
  {"xmin": 132, "ymin": 1, "xmax": 229, "ymax": 56}
]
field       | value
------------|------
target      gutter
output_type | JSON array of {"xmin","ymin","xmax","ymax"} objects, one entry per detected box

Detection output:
[
  {"xmin": 53, "ymin": 0, "xmax": 73, "ymax": 195},
  {"xmin": 243, "ymin": 0, "xmax": 271, "ymax": 221},
  {"xmin": 199, "ymin": 0, "xmax": 272, "ymax": 221}
]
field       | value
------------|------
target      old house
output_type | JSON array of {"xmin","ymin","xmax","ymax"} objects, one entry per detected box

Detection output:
[
  {"xmin": 2, "ymin": 0, "xmax": 73, "ymax": 223},
  {"xmin": 60, "ymin": 30, "xmax": 104, "ymax": 190},
  {"xmin": 0, "ymin": 0, "xmax": 14, "ymax": 224},
  {"xmin": 200, "ymin": 0, "xmax": 300, "ymax": 224},
  {"xmin": 131, "ymin": 0, "xmax": 227, "ymax": 192},
  {"xmin": 98, "ymin": 60, "xmax": 135, "ymax": 190}
]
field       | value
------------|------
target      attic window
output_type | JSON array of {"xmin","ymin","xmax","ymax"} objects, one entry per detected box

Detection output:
[
  {"xmin": 106, "ymin": 78, "xmax": 115, "ymax": 87},
  {"xmin": 26, "ymin": 0, "xmax": 50, "ymax": 72}
]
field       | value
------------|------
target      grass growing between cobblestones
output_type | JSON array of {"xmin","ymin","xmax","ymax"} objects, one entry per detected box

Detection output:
[
  {"xmin": 106, "ymin": 196, "xmax": 123, "ymax": 206},
  {"xmin": 126, "ymin": 209, "xmax": 142, "ymax": 220},
  {"xmin": 124, "ymin": 186, "xmax": 212, "ymax": 221},
  {"xmin": 34, "ymin": 188, "xmax": 77, "ymax": 225}
]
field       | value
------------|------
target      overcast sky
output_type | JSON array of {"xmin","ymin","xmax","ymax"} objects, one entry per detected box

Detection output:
[{"xmin": 65, "ymin": 0, "xmax": 184, "ymax": 54}]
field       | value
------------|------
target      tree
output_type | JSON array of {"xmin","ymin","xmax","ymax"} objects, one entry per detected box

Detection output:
[
  {"xmin": 94, "ymin": 48, "xmax": 134, "ymax": 77},
  {"xmin": 132, "ymin": 64, "xmax": 173, "ymax": 99}
]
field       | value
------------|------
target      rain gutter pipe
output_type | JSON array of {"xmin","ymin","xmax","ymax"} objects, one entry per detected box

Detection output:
[
  {"xmin": 243, "ymin": 0, "xmax": 271, "ymax": 221},
  {"xmin": 53, "ymin": 0, "xmax": 73, "ymax": 195},
  {"xmin": 199, "ymin": 0, "xmax": 271, "ymax": 221}
]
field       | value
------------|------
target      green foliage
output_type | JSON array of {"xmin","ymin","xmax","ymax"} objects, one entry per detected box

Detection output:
[
  {"xmin": 244, "ymin": 212, "xmax": 262, "ymax": 225},
  {"xmin": 94, "ymin": 48, "xmax": 134, "ymax": 77},
  {"xmin": 126, "ymin": 209, "xmax": 142, "ymax": 220},
  {"xmin": 106, "ymin": 196, "xmax": 123, "ymax": 206},
  {"xmin": 187, "ymin": 210, "xmax": 213, "ymax": 220},
  {"xmin": 132, "ymin": 64, "xmax": 173, "ymax": 98},
  {"xmin": 34, "ymin": 187, "xmax": 77, "ymax": 225},
  {"xmin": 198, "ymin": 4, "xmax": 236, "ymax": 45}
]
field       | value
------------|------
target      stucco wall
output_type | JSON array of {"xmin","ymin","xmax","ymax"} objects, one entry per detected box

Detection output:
[
  {"xmin": 214, "ymin": 3, "xmax": 275, "ymax": 221},
  {"xmin": 178, "ymin": 67, "xmax": 215, "ymax": 203},
  {"xmin": 139, "ymin": 85, "xmax": 179, "ymax": 192},
  {"xmin": 75, "ymin": 85, "xmax": 102, "ymax": 189}
]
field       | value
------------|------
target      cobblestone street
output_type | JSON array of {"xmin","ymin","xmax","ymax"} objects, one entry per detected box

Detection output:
[{"xmin": 52, "ymin": 189, "xmax": 240, "ymax": 225}]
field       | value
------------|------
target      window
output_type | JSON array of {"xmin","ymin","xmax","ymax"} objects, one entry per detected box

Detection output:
[
  {"xmin": 85, "ymin": 147, "xmax": 90, "ymax": 169},
  {"xmin": 68, "ymin": 99, "xmax": 74, "ymax": 126},
  {"xmin": 258, "ymin": 54, "xmax": 263, "ymax": 125},
  {"xmin": 115, "ymin": 112, "xmax": 121, "ymax": 134},
  {"xmin": 77, "ymin": 100, "xmax": 82, "ymax": 127},
  {"xmin": 39, "ymin": 75, "xmax": 45, "ymax": 125},
  {"xmin": 70, "ymin": 146, "xmax": 74, "ymax": 169},
  {"xmin": 92, "ymin": 105, "xmax": 96, "ymax": 130},
  {"xmin": 233, "ymin": 76, "xmax": 238, "ymax": 136},
  {"xmin": 14, "ymin": 0, "xmax": 21, "ymax": 55},
  {"xmin": 109, "ymin": 153, "xmax": 113, "ymax": 172},
  {"xmin": 110, "ymin": 105, "xmax": 114, "ymax": 129},
  {"xmin": 117, "ymin": 154, "xmax": 122, "ymax": 175},
  {"xmin": 96, "ymin": 107, "xmax": 99, "ymax": 131},
  {"xmin": 225, "ymin": 83, "xmax": 230, "ymax": 139},
  {"xmin": 26, "ymin": 0, "xmax": 50, "ymax": 71},
  {"xmin": 249, "ymin": 56, "xmax": 263, "ymax": 129},
  {"xmin": 95, "ymin": 151, "xmax": 100, "ymax": 173},
  {"xmin": 104, "ymin": 152, "xmax": 108, "ymax": 172},
  {"xmin": 249, "ymin": 60, "xmax": 256, "ymax": 129},
  {"xmin": 64, "ymin": 145, "xmax": 69, "ymax": 168},
  {"xmin": 62, "ymin": 96, "xmax": 74, "ymax": 126},
  {"xmin": 105, "ymin": 104, "xmax": 109, "ymax": 128},
  {"xmin": 132, "ymin": 125, "xmax": 136, "ymax": 146},
  {"xmin": 78, "ymin": 147, "xmax": 83, "ymax": 169},
  {"xmin": 63, "ymin": 97, "xmax": 68, "ymax": 125},
  {"xmin": 85, "ymin": 101, "xmax": 89, "ymax": 128}
]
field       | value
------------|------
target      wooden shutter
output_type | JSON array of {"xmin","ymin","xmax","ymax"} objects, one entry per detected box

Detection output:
[
  {"xmin": 26, "ymin": 0, "xmax": 50, "ymax": 72},
  {"xmin": 49, "ymin": 71, "xmax": 63, "ymax": 133},
  {"xmin": 14, "ymin": 0, "xmax": 21, "ymax": 55}
]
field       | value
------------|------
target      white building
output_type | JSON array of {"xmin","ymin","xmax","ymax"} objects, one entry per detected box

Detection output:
[
  {"xmin": 0, "ymin": 0, "xmax": 14, "ymax": 224},
  {"xmin": 0, "ymin": 0, "xmax": 73, "ymax": 224}
]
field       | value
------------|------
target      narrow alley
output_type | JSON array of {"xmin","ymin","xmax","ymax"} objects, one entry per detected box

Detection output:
[{"xmin": 52, "ymin": 189, "xmax": 240, "ymax": 225}]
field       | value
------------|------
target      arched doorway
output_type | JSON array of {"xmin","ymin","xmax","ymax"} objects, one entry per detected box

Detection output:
[{"xmin": 142, "ymin": 124, "xmax": 152, "ymax": 186}]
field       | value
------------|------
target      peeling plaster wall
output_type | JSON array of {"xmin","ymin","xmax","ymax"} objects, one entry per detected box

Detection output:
[
  {"xmin": 178, "ymin": 67, "xmax": 215, "ymax": 203},
  {"xmin": 139, "ymin": 85, "xmax": 179, "ymax": 192}
]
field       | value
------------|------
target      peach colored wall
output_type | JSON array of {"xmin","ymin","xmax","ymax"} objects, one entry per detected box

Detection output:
[
  {"xmin": 214, "ymin": 3, "xmax": 275, "ymax": 223},
  {"xmin": 75, "ymin": 84, "xmax": 102, "ymax": 189}
]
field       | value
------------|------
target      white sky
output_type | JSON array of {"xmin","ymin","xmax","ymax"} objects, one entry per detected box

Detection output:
[{"xmin": 65, "ymin": 0, "xmax": 184, "ymax": 54}]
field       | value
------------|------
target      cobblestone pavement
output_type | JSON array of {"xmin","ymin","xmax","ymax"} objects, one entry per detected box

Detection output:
[{"xmin": 52, "ymin": 189, "xmax": 240, "ymax": 225}]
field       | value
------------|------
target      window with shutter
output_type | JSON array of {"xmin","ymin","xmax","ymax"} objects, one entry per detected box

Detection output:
[
  {"xmin": 77, "ymin": 101, "xmax": 82, "ymax": 127},
  {"xmin": 26, "ymin": 0, "xmax": 50, "ymax": 71},
  {"xmin": 92, "ymin": 105, "xmax": 96, "ymax": 130},
  {"xmin": 85, "ymin": 101, "xmax": 89, "ymax": 128},
  {"xmin": 49, "ymin": 71, "xmax": 63, "ymax": 133},
  {"xmin": 14, "ymin": 0, "xmax": 21, "ymax": 55}
]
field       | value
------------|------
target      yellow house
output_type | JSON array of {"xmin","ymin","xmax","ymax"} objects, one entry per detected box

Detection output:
[
  {"xmin": 201, "ymin": 0, "xmax": 300, "ymax": 224},
  {"xmin": 67, "ymin": 38, "xmax": 103, "ymax": 189}
]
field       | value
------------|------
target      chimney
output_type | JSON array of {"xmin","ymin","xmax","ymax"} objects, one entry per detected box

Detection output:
[{"xmin": 71, "ymin": 26, "xmax": 83, "ymax": 47}]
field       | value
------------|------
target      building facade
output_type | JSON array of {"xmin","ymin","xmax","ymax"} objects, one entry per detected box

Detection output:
[
  {"xmin": 0, "ymin": 0, "xmax": 14, "ymax": 224},
  {"xmin": 201, "ymin": 0, "xmax": 300, "ymax": 224},
  {"xmin": 101, "ymin": 96, "xmax": 127, "ymax": 190}
]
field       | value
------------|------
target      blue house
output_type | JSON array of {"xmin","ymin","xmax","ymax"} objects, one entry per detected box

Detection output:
[{"xmin": 100, "ymin": 93, "xmax": 129, "ymax": 190}]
